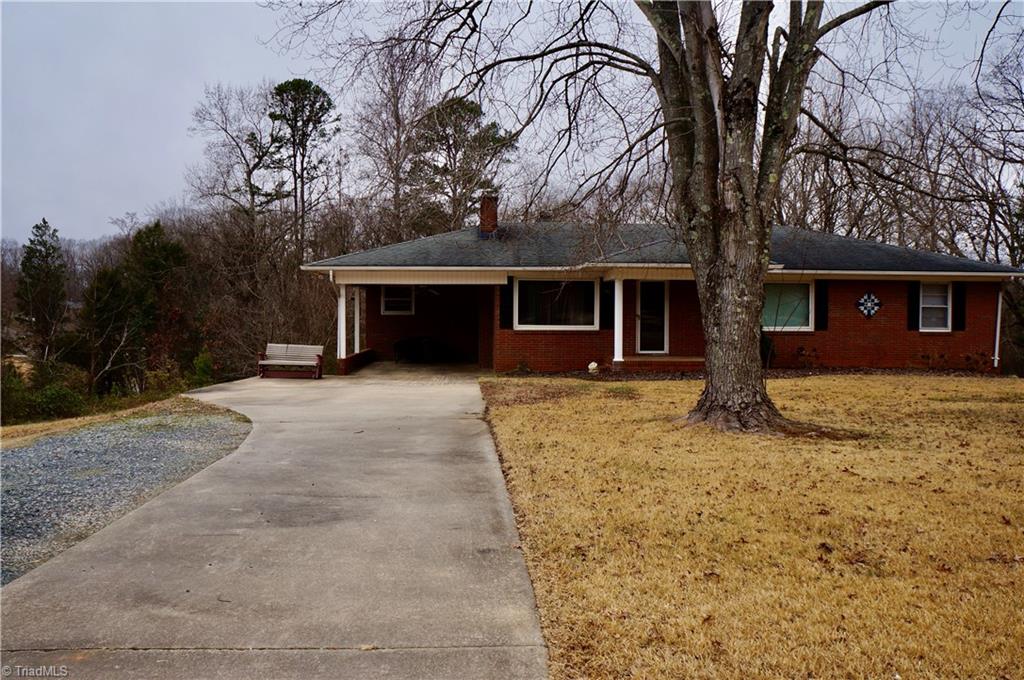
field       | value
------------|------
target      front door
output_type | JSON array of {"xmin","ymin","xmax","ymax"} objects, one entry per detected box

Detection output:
[{"xmin": 637, "ymin": 281, "xmax": 668, "ymax": 354}]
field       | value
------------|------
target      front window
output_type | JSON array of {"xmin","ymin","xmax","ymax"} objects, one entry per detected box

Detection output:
[
  {"xmin": 514, "ymin": 279, "xmax": 599, "ymax": 330},
  {"xmin": 762, "ymin": 283, "xmax": 812, "ymax": 331},
  {"xmin": 381, "ymin": 286, "xmax": 415, "ymax": 315},
  {"xmin": 920, "ymin": 283, "xmax": 950, "ymax": 331}
]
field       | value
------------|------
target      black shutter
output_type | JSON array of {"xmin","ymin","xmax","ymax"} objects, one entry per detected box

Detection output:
[
  {"xmin": 599, "ymin": 280, "xmax": 614, "ymax": 330},
  {"xmin": 814, "ymin": 280, "xmax": 829, "ymax": 331},
  {"xmin": 952, "ymin": 282, "xmax": 967, "ymax": 331},
  {"xmin": 907, "ymin": 282, "xmax": 920, "ymax": 331},
  {"xmin": 499, "ymin": 277, "xmax": 513, "ymax": 329}
]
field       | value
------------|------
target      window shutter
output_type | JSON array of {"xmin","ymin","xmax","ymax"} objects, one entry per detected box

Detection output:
[
  {"xmin": 814, "ymin": 280, "xmax": 829, "ymax": 331},
  {"xmin": 952, "ymin": 282, "xmax": 967, "ymax": 331},
  {"xmin": 499, "ymin": 278, "xmax": 513, "ymax": 329},
  {"xmin": 599, "ymin": 280, "xmax": 614, "ymax": 330},
  {"xmin": 907, "ymin": 282, "xmax": 920, "ymax": 331}
]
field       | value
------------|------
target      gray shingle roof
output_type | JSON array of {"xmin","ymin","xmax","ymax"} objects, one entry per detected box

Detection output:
[{"xmin": 305, "ymin": 223, "xmax": 1021, "ymax": 274}]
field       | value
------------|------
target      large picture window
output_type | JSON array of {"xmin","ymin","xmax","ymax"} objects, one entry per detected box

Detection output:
[
  {"xmin": 919, "ymin": 282, "xmax": 950, "ymax": 331},
  {"xmin": 762, "ymin": 283, "xmax": 813, "ymax": 331},
  {"xmin": 381, "ymin": 285, "xmax": 415, "ymax": 315},
  {"xmin": 514, "ymin": 279, "xmax": 599, "ymax": 330}
]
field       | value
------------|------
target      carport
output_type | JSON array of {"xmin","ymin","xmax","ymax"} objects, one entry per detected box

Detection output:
[{"xmin": 326, "ymin": 273, "xmax": 503, "ymax": 375}]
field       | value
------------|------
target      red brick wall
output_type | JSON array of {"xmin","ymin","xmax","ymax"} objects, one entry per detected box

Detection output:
[
  {"xmin": 767, "ymin": 280, "xmax": 1000, "ymax": 371},
  {"xmin": 622, "ymin": 280, "xmax": 705, "ymax": 357},
  {"xmin": 337, "ymin": 349, "xmax": 375, "ymax": 375},
  {"xmin": 490, "ymin": 281, "xmax": 707, "ymax": 372},
  {"xmin": 491, "ymin": 284, "xmax": 612, "ymax": 371},
  {"xmin": 364, "ymin": 280, "xmax": 1002, "ymax": 373}
]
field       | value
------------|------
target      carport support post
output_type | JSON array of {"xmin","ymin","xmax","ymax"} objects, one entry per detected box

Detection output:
[
  {"xmin": 613, "ymin": 277, "xmax": 624, "ymax": 368},
  {"xmin": 353, "ymin": 286, "xmax": 361, "ymax": 354},
  {"xmin": 337, "ymin": 284, "xmax": 347, "ymax": 360}
]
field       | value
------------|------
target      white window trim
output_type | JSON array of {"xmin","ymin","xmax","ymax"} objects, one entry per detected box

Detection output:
[
  {"xmin": 381, "ymin": 285, "xmax": 415, "ymax": 316},
  {"xmin": 762, "ymin": 281, "xmax": 815, "ymax": 332},
  {"xmin": 636, "ymin": 281, "xmax": 669, "ymax": 354},
  {"xmin": 919, "ymin": 282, "xmax": 951, "ymax": 332},
  {"xmin": 512, "ymin": 278, "xmax": 600, "ymax": 331}
]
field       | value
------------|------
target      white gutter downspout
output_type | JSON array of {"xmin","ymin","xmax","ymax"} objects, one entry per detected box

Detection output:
[{"xmin": 993, "ymin": 287, "xmax": 1003, "ymax": 369}]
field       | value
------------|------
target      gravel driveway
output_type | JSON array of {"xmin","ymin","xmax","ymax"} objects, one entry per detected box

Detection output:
[{"xmin": 1, "ymin": 398, "xmax": 250, "ymax": 585}]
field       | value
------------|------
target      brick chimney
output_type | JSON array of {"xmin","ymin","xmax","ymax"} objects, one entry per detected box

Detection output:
[{"xmin": 479, "ymin": 194, "xmax": 498, "ymax": 238}]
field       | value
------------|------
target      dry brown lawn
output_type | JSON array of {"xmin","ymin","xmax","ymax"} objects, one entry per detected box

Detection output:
[{"xmin": 482, "ymin": 375, "xmax": 1024, "ymax": 679}]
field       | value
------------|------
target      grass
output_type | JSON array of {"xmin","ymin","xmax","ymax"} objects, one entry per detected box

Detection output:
[
  {"xmin": 1, "ymin": 396, "xmax": 241, "ymax": 449},
  {"xmin": 481, "ymin": 374, "xmax": 1024, "ymax": 679}
]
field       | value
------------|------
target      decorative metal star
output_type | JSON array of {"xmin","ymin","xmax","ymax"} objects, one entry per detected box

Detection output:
[{"xmin": 857, "ymin": 292, "xmax": 882, "ymax": 318}]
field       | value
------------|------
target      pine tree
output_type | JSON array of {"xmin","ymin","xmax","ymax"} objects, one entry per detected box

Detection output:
[
  {"xmin": 80, "ymin": 221, "xmax": 189, "ymax": 393},
  {"xmin": 408, "ymin": 97, "xmax": 516, "ymax": 233},
  {"xmin": 268, "ymin": 79, "xmax": 335, "ymax": 255},
  {"xmin": 16, "ymin": 219, "xmax": 68, "ymax": 361}
]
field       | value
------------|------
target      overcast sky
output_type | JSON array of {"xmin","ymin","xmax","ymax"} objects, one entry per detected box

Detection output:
[
  {"xmin": 1, "ymin": 2, "xmax": 1010, "ymax": 244},
  {"xmin": 2, "ymin": 1, "xmax": 315, "ymax": 242}
]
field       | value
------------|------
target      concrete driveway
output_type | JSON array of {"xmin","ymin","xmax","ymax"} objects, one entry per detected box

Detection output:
[{"xmin": 1, "ymin": 367, "xmax": 547, "ymax": 679}]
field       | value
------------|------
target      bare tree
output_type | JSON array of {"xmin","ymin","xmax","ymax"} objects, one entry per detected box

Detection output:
[
  {"xmin": 1, "ymin": 239, "xmax": 24, "ymax": 350},
  {"xmin": 351, "ymin": 41, "xmax": 436, "ymax": 244},
  {"xmin": 778, "ymin": 40, "xmax": 1023, "ymax": 370},
  {"xmin": 960, "ymin": 50, "xmax": 1024, "ymax": 266},
  {"xmin": 182, "ymin": 81, "xmax": 347, "ymax": 377},
  {"xmin": 189, "ymin": 82, "xmax": 287, "ymax": 218}
]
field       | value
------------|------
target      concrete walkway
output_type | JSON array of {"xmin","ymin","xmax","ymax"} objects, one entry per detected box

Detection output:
[{"xmin": 1, "ymin": 367, "xmax": 547, "ymax": 679}]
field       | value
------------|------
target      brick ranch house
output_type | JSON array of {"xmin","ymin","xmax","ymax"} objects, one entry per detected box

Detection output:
[{"xmin": 303, "ymin": 197, "xmax": 1021, "ymax": 375}]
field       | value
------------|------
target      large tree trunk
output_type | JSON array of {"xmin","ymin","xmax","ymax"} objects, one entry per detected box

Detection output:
[
  {"xmin": 687, "ymin": 212, "xmax": 782, "ymax": 430},
  {"xmin": 654, "ymin": 1, "xmax": 808, "ymax": 432}
]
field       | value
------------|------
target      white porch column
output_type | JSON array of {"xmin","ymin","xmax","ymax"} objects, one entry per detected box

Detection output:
[
  {"xmin": 994, "ymin": 287, "xmax": 1003, "ymax": 368},
  {"xmin": 337, "ymin": 283, "xmax": 347, "ymax": 359},
  {"xmin": 353, "ymin": 286, "xmax": 361, "ymax": 354},
  {"xmin": 613, "ymin": 277, "xmax": 624, "ymax": 365}
]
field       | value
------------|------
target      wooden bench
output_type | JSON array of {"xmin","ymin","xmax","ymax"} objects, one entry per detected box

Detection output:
[{"xmin": 258, "ymin": 343, "xmax": 324, "ymax": 379}]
